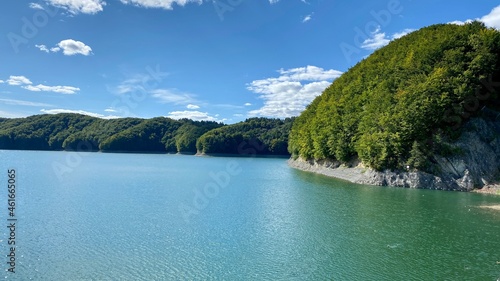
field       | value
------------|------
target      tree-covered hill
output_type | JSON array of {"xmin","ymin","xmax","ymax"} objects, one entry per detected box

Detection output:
[
  {"xmin": 289, "ymin": 22, "xmax": 500, "ymax": 171},
  {"xmin": 0, "ymin": 114, "xmax": 224, "ymax": 153},
  {"xmin": 0, "ymin": 114, "xmax": 294, "ymax": 155},
  {"xmin": 196, "ymin": 117, "xmax": 294, "ymax": 156}
]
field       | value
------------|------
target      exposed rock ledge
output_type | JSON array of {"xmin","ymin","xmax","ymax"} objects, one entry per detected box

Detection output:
[{"xmin": 289, "ymin": 115, "xmax": 500, "ymax": 192}]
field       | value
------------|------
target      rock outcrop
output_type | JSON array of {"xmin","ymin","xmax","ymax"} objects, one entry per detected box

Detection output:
[{"xmin": 289, "ymin": 112, "xmax": 500, "ymax": 192}]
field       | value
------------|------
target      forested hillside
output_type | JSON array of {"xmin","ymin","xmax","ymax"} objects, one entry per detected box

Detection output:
[
  {"xmin": 0, "ymin": 114, "xmax": 223, "ymax": 153},
  {"xmin": 196, "ymin": 117, "xmax": 294, "ymax": 155},
  {"xmin": 289, "ymin": 22, "xmax": 500, "ymax": 171},
  {"xmin": 0, "ymin": 114, "xmax": 293, "ymax": 155}
]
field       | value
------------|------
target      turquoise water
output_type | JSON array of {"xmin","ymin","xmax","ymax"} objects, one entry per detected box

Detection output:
[{"xmin": 1, "ymin": 150, "xmax": 499, "ymax": 280}]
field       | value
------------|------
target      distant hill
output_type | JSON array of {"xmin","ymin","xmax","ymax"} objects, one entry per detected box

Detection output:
[
  {"xmin": 0, "ymin": 113, "xmax": 224, "ymax": 153},
  {"xmin": 0, "ymin": 114, "xmax": 293, "ymax": 155},
  {"xmin": 196, "ymin": 117, "xmax": 294, "ymax": 156}
]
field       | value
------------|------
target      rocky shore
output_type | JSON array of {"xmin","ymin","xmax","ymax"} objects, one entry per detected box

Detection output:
[{"xmin": 289, "ymin": 116, "xmax": 500, "ymax": 193}]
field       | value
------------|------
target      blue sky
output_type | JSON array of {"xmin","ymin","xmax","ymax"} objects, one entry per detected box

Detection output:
[{"xmin": 0, "ymin": 0, "xmax": 499, "ymax": 123}]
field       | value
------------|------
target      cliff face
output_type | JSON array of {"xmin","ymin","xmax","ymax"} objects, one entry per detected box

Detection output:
[{"xmin": 289, "ymin": 115, "xmax": 500, "ymax": 192}]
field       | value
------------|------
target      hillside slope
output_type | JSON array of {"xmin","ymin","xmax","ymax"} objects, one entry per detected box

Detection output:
[{"xmin": 288, "ymin": 22, "xmax": 500, "ymax": 191}]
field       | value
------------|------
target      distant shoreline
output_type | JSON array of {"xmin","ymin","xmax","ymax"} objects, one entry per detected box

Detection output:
[
  {"xmin": 195, "ymin": 152, "xmax": 290, "ymax": 158},
  {"xmin": 0, "ymin": 148, "xmax": 290, "ymax": 158}
]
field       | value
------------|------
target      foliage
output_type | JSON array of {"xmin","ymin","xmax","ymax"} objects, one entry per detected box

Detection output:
[
  {"xmin": 0, "ymin": 114, "xmax": 223, "ymax": 153},
  {"xmin": 196, "ymin": 117, "xmax": 295, "ymax": 155},
  {"xmin": 289, "ymin": 22, "xmax": 500, "ymax": 170}
]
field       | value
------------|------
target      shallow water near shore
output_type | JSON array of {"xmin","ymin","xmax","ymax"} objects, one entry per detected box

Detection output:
[{"xmin": 1, "ymin": 150, "xmax": 499, "ymax": 280}]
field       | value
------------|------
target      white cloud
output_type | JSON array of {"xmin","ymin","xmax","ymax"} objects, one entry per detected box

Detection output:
[
  {"xmin": 167, "ymin": 110, "xmax": 225, "ymax": 122},
  {"xmin": 187, "ymin": 104, "xmax": 200, "ymax": 109},
  {"xmin": 361, "ymin": 27, "xmax": 390, "ymax": 50},
  {"xmin": 40, "ymin": 109, "xmax": 120, "ymax": 119},
  {"xmin": 51, "ymin": 39, "xmax": 92, "ymax": 56},
  {"xmin": 29, "ymin": 3, "xmax": 44, "ymax": 10},
  {"xmin": 35, "ymin": 44, "xmax": 50, "ymax": 53},
  {"xmin": 302, "ymin": 13, "xmax": 313, "ymax": 23},
  {"xmin": 247, "ymin": 65, "xmax": 342, "ymax": 118},
  {"xmin": 7, "ymin": 76, "xmax": 32, "ymax": 86},
  {"xmin": 45, "ymin": 0, "xmax": 105, "ymax": 14},
  {"xmin": 361, "ymin": 27, "xmax": 415, "ymax": 50},
  {"xmin": 120, "ymin": 0, "xmax": 202, "ymax": 10},
  {"xmin": 480, "ymin": 6, "xmax": 500, "ymax": 29},
  {"xmin": 244, "ymin": 103, "xmax": 252, "ymax": 106},
  {"xmin": 0, "ymin": 80, "xmax": 4, "ymax": 84},
  {"xmin": 23, "ymin": 84, "xmax": 80, "ymax": 94},
  {"xmin": 151, "ymin": 89, "xmax": 197, "ymax": 104},
  {"xmin": 392, "ymin": 28, "xmax": 415, "ymax": 39},
  {"xmin": 448, "ymin": 20, "xmax": 470, "ymax": 26},
  {"xmin": 104, "ymin": 108, "xmax": 117, "ymax": 112},
  {"xmin": 0, "ymin": 98, "xmax": 53, "ymax": 107},
  {"xmin": 450, "ymin": 5, "xmax": 500, "ymax": 30},
  {"xmin": 3, "ymin": 75, "xmax": 80, "ymax": 94},
  {"xmin": 269, "ymin": 0, "xmax": 279, "ymax": 3}
]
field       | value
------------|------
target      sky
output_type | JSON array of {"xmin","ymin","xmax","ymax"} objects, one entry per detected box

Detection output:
[{"xmin": 0, "ymin": 0, "xmax": 499, "ymax": 123}]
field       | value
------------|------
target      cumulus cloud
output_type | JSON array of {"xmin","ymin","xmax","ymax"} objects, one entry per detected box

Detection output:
[
  {"xmin": 391, "ymin": 28, "xmax": 415, "ymax": 39},
  {"xmin": 450, "ymin": 5, "xmax": 500, "ymax": 30},
  {"xmin": 3, "ymin": 75, "xmax": 80, "ymax": 94},
  {"xmin": 120, "ymin": 0, "xmax": 202, "ymax": 10},
  {"xmin": 167, "ymin": 110, "xmax": 225, "ymax": 122},
  {"xmin": 45, "ymin": 0, "xmax": 105, "ymax": 14},
  {"xmin": 151, "ymin": 89, "xmax": 197, "ymax": 105},
  {"xmin": 37, "ymin": 39, "xmax": 93, "ymax": 56},
  {"xmin": 186, "ymin": 104, "xmax": 200, "ymax": 109},
  {"xmin": 480, "ymin": 5, "xmax": 500, "ymax": 29},
  {"xmin": 361, "ymin": 26, "xmax": 415, "ymax": 50},
  {"xmin": 53, "ymin": 39, "xmax": 92, "ymax": 56},
  {"xmin": 40, "ymin": 109, "xmax": 120, "ymax": 119},
  {"xmin": 247, "ymin": 65, "xmax": 342, "ymax": 118},
  {"xmin": 244, "ymin": 103, "xmax": 252, "ymax": 106},
  {"xmin": 7, "ymin": 76, "xmax": 32, "ymax": 86}
]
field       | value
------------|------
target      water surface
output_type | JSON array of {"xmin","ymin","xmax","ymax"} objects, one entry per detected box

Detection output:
[{"xmin": 1, "ymin": 150, "xmax": 499, "ymax": 280}]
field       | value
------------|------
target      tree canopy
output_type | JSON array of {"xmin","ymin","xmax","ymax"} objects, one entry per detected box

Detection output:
[
  {"xmin": 0, "ymin": 114, "xmax": 224, "ymax": 154},
  {"xmin": 0, "ymin": 114, "xmax": 293, "ymax": 155},
  {"xmin": 196, "ymin": 117, "xmax": 294, "ymax": 155},
  {"xmin": 288, "ymin": 22, "xmax": 500, "ymax": 170}
]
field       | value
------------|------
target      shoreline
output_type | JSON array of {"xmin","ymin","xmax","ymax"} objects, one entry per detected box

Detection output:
[
  {"xmin": 471, "ymin": 184, "xmax": 500, "ymax": 195},
  {"xmin": 195, "ymin": 152, "xmax": 290, "ymax": 158},
  {"xmin": 288, "ymin": 157, "xmax": 500, "ymax": 194}
]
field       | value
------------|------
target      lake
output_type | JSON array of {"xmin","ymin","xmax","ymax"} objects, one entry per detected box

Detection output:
[{"xmin": 1, "ymin": 150, "xmax": 499, "ymax": 280}]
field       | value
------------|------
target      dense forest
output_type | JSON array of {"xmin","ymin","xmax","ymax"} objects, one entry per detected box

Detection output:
[
  {"xmin": 0, "ymin": 113, "xmax": 223, "ymax": 153},
  {"xmin": 196, "ymin": 117, "xmax": 294, "ymax": 156},
  {"xmin": 0, "ymin": 114, "xmax": 293, "ymax": 155},
  {"xmin": 289, "ymin": 22, "xmax": 500, "ymax": 171}
]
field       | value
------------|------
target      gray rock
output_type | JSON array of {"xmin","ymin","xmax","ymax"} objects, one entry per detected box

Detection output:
[{"xmin": 288, "ymin": 116, "xmax": 500, "ymax": 192}]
